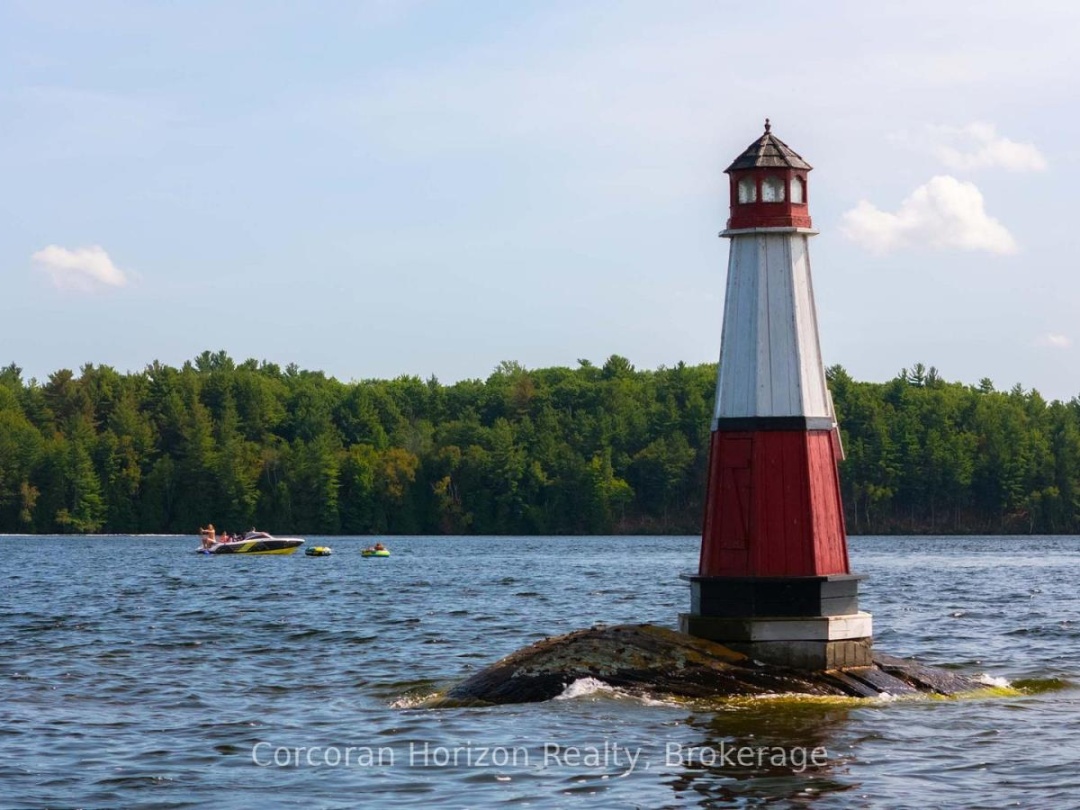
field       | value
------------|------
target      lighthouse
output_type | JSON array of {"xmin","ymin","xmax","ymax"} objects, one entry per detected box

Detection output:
[{"xmin": 680, "ymin": 121, "xmax": 873, "ymax": 670}]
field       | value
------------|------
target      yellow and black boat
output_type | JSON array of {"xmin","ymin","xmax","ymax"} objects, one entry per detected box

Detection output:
[
  {"xmin": 305, "ymin": 546, "xmax": 333, "ymax": 557},
  {"xmin": 197, "ymin": 530, "xmax": 305, "ymax": 555}
]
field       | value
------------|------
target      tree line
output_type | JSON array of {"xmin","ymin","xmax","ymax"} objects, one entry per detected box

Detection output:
[{"xmin": 0, "ymin": 352, "xmax": 1076, "ymax": 535}]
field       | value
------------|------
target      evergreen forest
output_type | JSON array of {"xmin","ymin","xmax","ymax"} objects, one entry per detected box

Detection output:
[{"xmin": 0, "ymin": 352, "xmax": 1077, "ymax": 536}]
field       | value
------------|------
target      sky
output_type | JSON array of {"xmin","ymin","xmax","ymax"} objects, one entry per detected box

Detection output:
[{"xmin": 2, "ymin": 1, "xmax": 1079, "ymax": 398}]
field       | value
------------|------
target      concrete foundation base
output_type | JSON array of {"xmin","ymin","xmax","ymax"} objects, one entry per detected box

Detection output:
[
  {"xmin": 679, "ymin": 612, "xmax": 874, "ymax": 669},
  {"xmin": 726, "ymin": 638, "xmax": 872, "ymax": 669},
  {"xmin": 679, "ymin": 611, "xmax": 872, "ymax": 642}
]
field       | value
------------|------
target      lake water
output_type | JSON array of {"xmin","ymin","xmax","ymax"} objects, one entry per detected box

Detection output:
[{"xmin": 2, "ymin": 535, "xmax": 1078, "ymax": 809}]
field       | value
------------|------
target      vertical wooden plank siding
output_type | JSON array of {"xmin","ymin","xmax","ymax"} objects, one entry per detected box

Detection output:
[
  {"xmin": 701, "ymin": 430, "xmax": 848, "ymax": 577},
  {"xmin": 763, "ymin": 234, "xmax": 799, "ymax": 416},
  {"xmin": 791, "ymin": 235, "xmax": 831, "ymax": 417},
  {"xmin": 700, "ymin": 431, "xmax": 754, "ymax": 575},
  {"xmin": 808, "ymin": 431, "xmax": 849, "ymax": 573},
  {"xmin": 715, "ymin": 233, "xmax": 832, "ymax": 422},
  {"xmin": 752, "ymin": 431, "xmax": 778, "ymax": 574},
  {"xmin": 715, "ymin": 237, "xmax": 760, "ymax": 425}
]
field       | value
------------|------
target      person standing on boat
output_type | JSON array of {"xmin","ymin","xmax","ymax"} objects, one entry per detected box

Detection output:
[{"xmin": 200, "ymin": 524, "xmax": 216, "ymax": 549}]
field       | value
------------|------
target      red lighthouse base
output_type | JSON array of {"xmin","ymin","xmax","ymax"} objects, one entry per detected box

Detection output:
[
  {"xmin": 685, "ymin": 424, "xmax": 872, "ymax": 670},
  {"xmin": 700, "ymin": 428, "xmax": 849, "ymax": 578}
]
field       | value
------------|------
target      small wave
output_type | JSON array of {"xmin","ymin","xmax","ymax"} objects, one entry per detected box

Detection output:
[
  {"xmin": 345, "ymin": 634, "xmax": 378, "ymax": 645},
  {"xmin": 1011, "ymin": 677, "xmax": 1074, "ymax": 694},
  {"xmin": 977, "ymin": 673, "xmax": 1012, "ymax": 689},
  {"xmin": 390, "ymin": 691, "xmax": 441, "ymax": 708},
  {"xmin": 629, "ymin": 692, "xmax": 683, "ymax": 707},
  {"xmin": 552, "ymin": 677, "xmax": 678, "ymax": 706},
  {"xmin": 94, "ymin": 774, "xmax": 178, "ymax": 787},
  {"xmin": 285, "ymin": 628, "xmax": 332, "ymax": 640},
  {"xmin": 555, "ymin": 677, "xmax": 614, "ymax": 700}
]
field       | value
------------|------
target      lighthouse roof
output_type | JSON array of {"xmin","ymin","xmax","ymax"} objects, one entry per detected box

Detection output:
[{"xmin": 725, "ymin": 120, "xmax": 812, "ymax": 172}]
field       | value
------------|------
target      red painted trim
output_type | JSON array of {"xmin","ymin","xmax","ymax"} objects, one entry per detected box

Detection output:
[{"xmin": 699, "ymin": 429, "xmax": 849, "ymax": 577}]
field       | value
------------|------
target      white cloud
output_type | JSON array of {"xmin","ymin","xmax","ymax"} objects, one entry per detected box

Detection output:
[
  {"xmin": 32, "ymin": 245, "xmax": 129, "ymax": 292},
  {"xmin": 928, "ymin": 122, "xmax": 1047, "ymax": 172},
  {"xmin": 1037, "ymin": 333, "xmax": 1072, "ymax": 349},
  {"xmin": 840, "ymin": 176, "xmax": 1018, "ymax": 255}
]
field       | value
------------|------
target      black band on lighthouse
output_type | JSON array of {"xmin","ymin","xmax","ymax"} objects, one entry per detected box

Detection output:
[
  {"xmin": 713, "ymin": 416, "xmax": 837, "ymax": 432},
  {"xmin": 682, "ymin": 574, "xmax": 864, "ymax": 618}
]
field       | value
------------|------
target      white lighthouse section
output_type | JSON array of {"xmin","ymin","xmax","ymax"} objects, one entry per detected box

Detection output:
[{"xmin": 712, "ymin": 230, "xmax": 833, "ymax": 428}]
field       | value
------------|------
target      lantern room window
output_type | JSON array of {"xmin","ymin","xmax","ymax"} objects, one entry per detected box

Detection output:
[
  {"xmin": 791, "ymin": 176, "xmax": 805, "ymax": 204},
  {"xmin": 762, "ymin": 176, "xmax": 785, "ymax": 203},
  {"xmin": 737, "ymin": 177, "xmax": 757, "ymax": 204}
]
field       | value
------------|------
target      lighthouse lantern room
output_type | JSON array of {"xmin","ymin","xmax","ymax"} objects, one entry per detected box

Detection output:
[{"xmin": 680, "ymin": 121, "xmax": 873, "ymax": 670}]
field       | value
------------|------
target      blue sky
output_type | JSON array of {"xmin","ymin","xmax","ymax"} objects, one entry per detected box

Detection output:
[{"xmin": 2, "ymin": 1, "xmax": 1078, "ymax": 398}]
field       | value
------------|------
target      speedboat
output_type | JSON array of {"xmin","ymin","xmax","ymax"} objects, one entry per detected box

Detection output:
[
  {"xmin": 197, "ymin": 530, "xmax": 305, "ymax": 555},
  {"xmin": 361, "ymin": 546, "xmax": 390, "ymax": 558}
]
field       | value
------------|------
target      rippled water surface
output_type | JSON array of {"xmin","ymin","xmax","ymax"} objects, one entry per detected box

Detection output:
[{"xmin": 2, "ymin": 535, "xmax": 1079, "ymax": 808}]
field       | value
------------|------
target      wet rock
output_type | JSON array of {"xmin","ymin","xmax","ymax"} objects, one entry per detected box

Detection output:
[{"xmin": 426, "ymin": 624, "xmax": 984, "ymax": 707}]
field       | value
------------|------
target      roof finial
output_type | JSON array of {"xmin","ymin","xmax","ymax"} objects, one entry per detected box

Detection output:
[{"xmin": 764, "ymin": 117, "xmax": 771, "ymax": 134}]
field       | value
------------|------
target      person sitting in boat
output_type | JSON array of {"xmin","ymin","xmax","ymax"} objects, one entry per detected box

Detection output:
[
  {"xmin": 373, "ymin": 542, "xmax": 386, "ymax": 551},
  {"xmin": 200, "ymin": 524, "xmax": 216, "ymax": 549}
]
